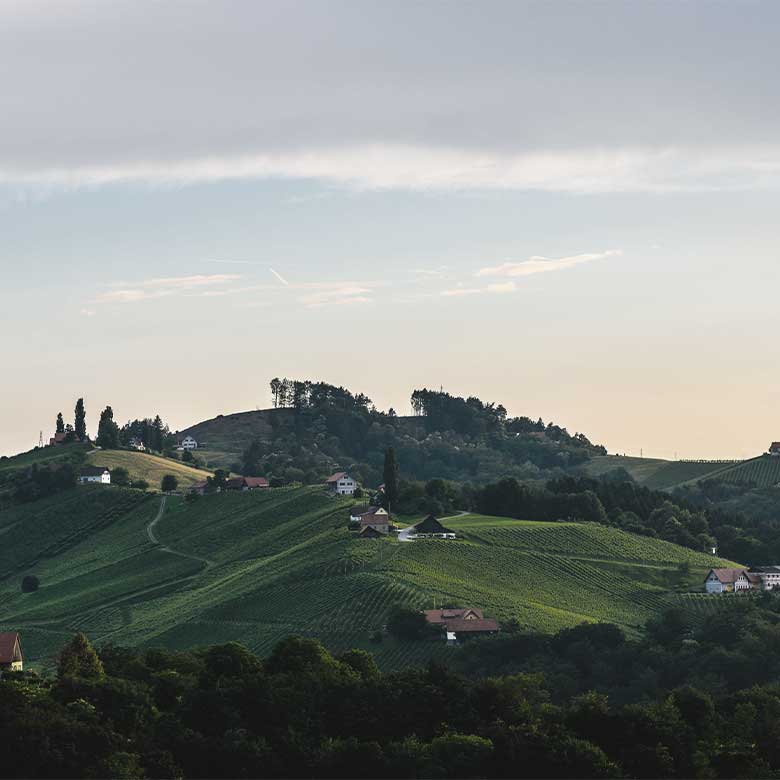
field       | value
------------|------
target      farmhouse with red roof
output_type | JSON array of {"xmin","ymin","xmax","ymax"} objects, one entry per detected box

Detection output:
[{"xmin": 423, "ymin": 608, "xmax": 500, "ymax": 643}]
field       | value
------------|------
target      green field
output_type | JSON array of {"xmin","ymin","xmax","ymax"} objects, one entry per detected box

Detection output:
[
  {"xmin": 0, "ymin": 486, "xmax": 740, "ymax": 672},
  {"xmin": 86, "ymin": 450, "xmax": 212, "ymax": 491}
]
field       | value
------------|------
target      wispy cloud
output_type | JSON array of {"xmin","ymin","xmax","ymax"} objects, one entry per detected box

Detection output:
[
  {"xmin": 94, "ymin": 273, "xmax": 241, "ymax": 303},
  {"xmin": 440, "ymin": 282, "xmax": 517, "ymax": 298},
  {"xmin": 6, "ymin": 146, "xmax": 780, "ymax": 194},
  {"xmin": 412, "ymin": 265, "xmax": 450, "ymax": 277},
  {"xmin": 477, "ymin": 250, "xmax": 622, "ymax": 278},
  {"xmin": 298, "ymin": 285, "xmax": 374, "ymax": 308}
]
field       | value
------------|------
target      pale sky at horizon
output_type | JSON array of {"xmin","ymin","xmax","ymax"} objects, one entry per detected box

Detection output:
[{"xmin": 2, "ymin": 0, "xmax": 779, "ymax": 460}]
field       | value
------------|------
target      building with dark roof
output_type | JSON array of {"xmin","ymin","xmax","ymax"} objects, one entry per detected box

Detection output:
[{"xmin": 0, "ymin": 632, "xmax": 23, "ymax": 672}]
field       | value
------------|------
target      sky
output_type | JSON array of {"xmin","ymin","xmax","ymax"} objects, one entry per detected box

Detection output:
[{"xmin": 1, "ymin": 0, "xmax": 780, "ymax": 459}]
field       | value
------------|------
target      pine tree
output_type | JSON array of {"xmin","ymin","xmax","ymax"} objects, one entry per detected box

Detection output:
[
  {"xmin": 382, "ymin": 447, "xmax": 399, "ymax": 512},
  {"xmin": 74, "ymin": 398, "xmax": 86, "ymax": 441},
  {"xmin": 58, "ymin": 632, "xmax": 105, "ymax": 679},
  {"xmin": 151, "ymin": 415, "xmax": 164, "ymax": 452},
  {"xmin": 56, "ymin": 412, "xmax": 65, "ymax": 434}
]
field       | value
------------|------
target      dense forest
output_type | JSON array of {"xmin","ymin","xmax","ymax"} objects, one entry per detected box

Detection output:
[
  {"xmin": 239, "ymin": 379, "xmax": 606, "ymax": 486},
  {"xmin": 5, "ymin": 600, "xmax": 780, "ymax": 779}
]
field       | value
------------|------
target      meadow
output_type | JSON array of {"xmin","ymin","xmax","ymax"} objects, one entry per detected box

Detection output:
[
  {"xmin": 86, "ymin": 450, "xmax": 212, "ymax": 491},
  {"xmin": 0, "ymin": 485, "xmax": 742, "ymax": 672}
]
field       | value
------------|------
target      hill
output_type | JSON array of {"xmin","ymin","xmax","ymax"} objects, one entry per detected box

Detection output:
[
  {"xmin": 0, "ymin": 485, "xmax": 737, "ymax": 672},
  {"xmin": 86, "ymin": 450, "xmax": 212, "ymax": 491},
  {"xmin": 693, "ymin": 455, "xmax": 780, "ymax": 488},
  {"xmin": 178, "ymin": 381, "xmax": 607, "ymax": 486}
]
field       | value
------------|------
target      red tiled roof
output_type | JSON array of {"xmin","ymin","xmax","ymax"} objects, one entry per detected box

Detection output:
[
  {"xmin": 360, "ymin": 514, "xmax": 390, "ymax": 526},
  {"xmin": 325, "ymin": 472, "xmax": 348, "ymax": 483},
  {"xmin": 424, "ymin": 608, "xmax": 485, "ymax": 624},
  {"xmin": 0, "ymin": 632, "xmax": 21, "ymax": 664},
  {"xmin": 444, "ymin": 618, "xmax": 500, "ymax": 634},
  {"xmin": 243, "ymin": 477, "xmax": 269, "ymax": 488}
]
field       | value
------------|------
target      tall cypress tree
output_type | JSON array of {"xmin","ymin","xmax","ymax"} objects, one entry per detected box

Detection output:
[
  {"xmin": 74, "ymin": 398, "xmax": 86, "ymax": 441},
  {"xmin": 383, "ymin": 447, "xmax": 399, "ymax": 512},
  {"xmin": 96, "ymin": 406, "xmax": 119, "ymax": 449},
  {"xmin": 56, "ymin": 412, "xmax": 65, "ymax": 434}
]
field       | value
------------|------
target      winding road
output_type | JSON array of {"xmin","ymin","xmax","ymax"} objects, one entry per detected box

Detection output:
[{"xmin": 146, "ymin": 495, "xmax": 214, "ymax": 569}]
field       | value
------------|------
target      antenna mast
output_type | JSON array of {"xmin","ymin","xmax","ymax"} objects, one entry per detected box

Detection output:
[{"xmin": 38, "ymin": 431, "xmax": 44, "ymax": 448}]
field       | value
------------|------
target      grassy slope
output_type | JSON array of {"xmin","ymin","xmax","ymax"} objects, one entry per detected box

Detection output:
[
  {"xmin": 0, "ymin": 487, "xmax": 740, "ymax": 672},
  {"xmin": 180, "ymin": 409, "xmax": 280, "ymax": 469},
  {"xmin": 86, "ymin": 450, "xmax": 212, "ymax": 491},
  {"xmin": 0, "ymin": 443, "xmax": 88, "ymax": 473}
]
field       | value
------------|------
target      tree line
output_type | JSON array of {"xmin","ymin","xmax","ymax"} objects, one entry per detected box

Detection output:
[
  {"xmin": 6, "ymin": 599, "xmax": 780, "ymax": 778},
  {"xmin": 50, "ymin": 399, "xmax": 177, "ymax": 454}
]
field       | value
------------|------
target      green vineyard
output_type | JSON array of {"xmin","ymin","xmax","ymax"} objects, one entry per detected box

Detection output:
[
  {"xmin": 698, "ymin": 456, "xmax": 780, "ymax": 488},
  {"xmin": 0, "ymin": 488, "xmax": 740, "ymax": 671}
]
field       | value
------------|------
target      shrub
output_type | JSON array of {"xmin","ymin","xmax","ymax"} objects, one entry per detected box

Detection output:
[
  {"xmin": 131, "ymin": 479, "xmax": 149, "ymax": 491},
  {"xmin": 387, "ymin": 607, "xmax": 429, "ymax": 640},
  {"xmin": 112, "ymin": 467, "xmax": 130, "ymax": 487},
  {"xmin": 21, "ymin": 575, "xmax": 40, "ymax": 593},
  {"xmin": 161, "ymin": 474, "xmax": 179, "ymax": 493}
]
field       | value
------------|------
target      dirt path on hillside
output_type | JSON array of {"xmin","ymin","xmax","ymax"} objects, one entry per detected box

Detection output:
[{"xmin": 146, "ymin": 495, "xmax": 214, "ymax": 569}]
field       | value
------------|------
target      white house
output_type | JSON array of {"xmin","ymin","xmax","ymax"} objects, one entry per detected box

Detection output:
[
  {"xmin": 181, "ymin": 436, "xmax": 198, "ymax": 451},
  {"xmin": 325, "ymin": 471, "xmax": 357, "ymax": 496},
  {"xmin": 128, "ymin": 438, "xmax": 146, "ymax": 451},
  {"xmin": 747, "ymin": 566, "xmax": 780, "ymax": 590},
  {"xmin": 79, "ymin": 466, "xmax": 111, "ymax": 485}
]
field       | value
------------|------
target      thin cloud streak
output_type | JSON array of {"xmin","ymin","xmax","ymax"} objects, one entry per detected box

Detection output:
[
  {"xmin": 95, "ymin": 273, "xmax": 241, "ymax": 303},
  {"xmin": 477, "ymin": 250, "xmax": 622, "ymax": 278},
  {"xmin": 5, "ymin": 146, "xmax": 780, "ymax": 194}
]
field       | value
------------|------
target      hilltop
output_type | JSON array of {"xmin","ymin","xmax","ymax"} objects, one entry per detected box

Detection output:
[
  {"xmin": 0, "ymin": 484, "xmax": 736, "ymax": 671},
  {"xmin": 180, "ymin": 380, "xmax": 606, "ymax": 485}
]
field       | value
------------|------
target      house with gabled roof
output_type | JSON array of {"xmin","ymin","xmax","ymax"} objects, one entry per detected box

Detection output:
[
  {"xmin": 423, "ymin": 608, "xmax": 500, "ymax": 643},
  {"xmin": 704, "ymin": 568, "xmax": 757, "ymax": 593},
  {"xmin": 225, "ymin": 476, "xmax": 270, "ymax": 491},
  {"xmin": 0, "ymin": 632, "xmax": 23, "ymax": 672},
  {"xmin": 325, "ymin": 471, "xmax": 357, "ymax": 496}
]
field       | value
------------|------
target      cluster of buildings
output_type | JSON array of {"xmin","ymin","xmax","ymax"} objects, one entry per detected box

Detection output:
[
  {"xmin": 705, "ymin": 567, "xmax": 780, "ymax": 593},
  {"xmin": 349, "ymin": 505, "xmax": 395, "ymax": 537},
  {"xmin": 189, "ymin": 475, "xmax": 269, "ymax": 495}
]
